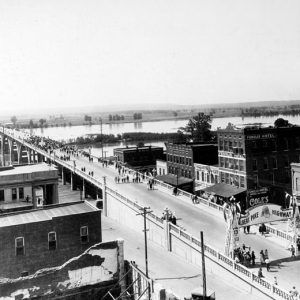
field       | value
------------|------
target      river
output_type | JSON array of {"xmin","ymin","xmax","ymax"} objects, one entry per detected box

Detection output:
[{"xmin": 27, "ymin": 114, "xmax": 300, "ymax": 157}]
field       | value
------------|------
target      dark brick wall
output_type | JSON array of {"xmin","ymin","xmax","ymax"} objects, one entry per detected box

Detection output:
[{"xmin": 0, "ymin": 210, "xmax": 102, "ymax": 278}]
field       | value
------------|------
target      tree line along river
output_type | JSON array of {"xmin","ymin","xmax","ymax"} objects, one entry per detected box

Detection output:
[{"xmin": 26, "ymin": 114, "xmax": 300, "ymax": 157}]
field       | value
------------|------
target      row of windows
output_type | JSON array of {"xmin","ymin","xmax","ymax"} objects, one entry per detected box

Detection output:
[
  {"xmin": 15, "ymin": 226, "xmax": 89, "ymax": 255},
  {"xmin": 218, "ymin": 140, "xmax": 243, "ymax": 151},
  {"xmin": 0, "ymin": 187, "xmax": 24, "ymax": 201},
  {"xmin": 219, "ymin": 157, "xmax": 245, "ymax": 171},
  {"xmin": 220, "ymin": 172, "xmax": 245, "ymax": 188},
  {"xmin": 168, "ymin": 167, "xmax": 192, "ymax": 179},
  {"xmin": 196, "ymin": 171, "xmax": 218, "ymax": 184},
  {"xmin": 251, "ymin": 156, "xmax": 293, "ymax": 171},
  {"xmin": 167, "ymin": 154, "xmax": 192, "ymax": 166}
]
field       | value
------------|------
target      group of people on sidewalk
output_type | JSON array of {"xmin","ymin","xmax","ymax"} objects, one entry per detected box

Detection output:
[
  {"xmin": 161, "ymin": 208, "xmax": 177, "ymax": 225},
  {"xmin": 234, "ymin": 244, "xmax": 256, "ymax": 267}
]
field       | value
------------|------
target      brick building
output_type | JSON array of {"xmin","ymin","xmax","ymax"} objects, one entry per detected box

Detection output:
[
  {"xmin": 0, "ymin": 201, "xmax": 102, "ymax": 278},
  {"xmin": 217, "ymin": 123, "xmax": 300, "ymax": 207},
  {"xmin": 165, "ymin": 142, "xmax": 218, "ymax": 179},
  {"xmin": 113, "ymin": 145, "xmax": 164, "ymax": 170}
]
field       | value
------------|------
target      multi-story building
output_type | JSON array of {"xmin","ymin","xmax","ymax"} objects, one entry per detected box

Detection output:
[
  {"xmin": 0, "ymin": 163, "xmax": 59, "ymax": 212},
  {"xmin": 165, "ymin": 142, "xmax": 218, "ymax": 180},
  {"xmin": 0, "ymin": 201, "xmax": 102, "ymax": 278},
  {"xmin": 113, "ymin": 145, "xmax": 164, "ymax": 170},
  {"xmin": 217, "ymin": 123, "xmax": 300, "ymax": 207}
]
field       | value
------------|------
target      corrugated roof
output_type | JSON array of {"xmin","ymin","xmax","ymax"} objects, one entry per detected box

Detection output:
[
  {"xmin": 0, "ymin": 201, "xmax": 98, "ymax": 228},
  {"xmin": 202, "ymin": 183, "xmax": 246, "ymax": 198}
]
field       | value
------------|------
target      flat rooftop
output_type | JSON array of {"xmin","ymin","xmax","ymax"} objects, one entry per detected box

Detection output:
[
  {"xmin": 0, "ymin": 201, "xmax": 99, "ymax": 228},
  {"xmin": 114, "ymin": 146, "xmax": 163, "ymax": 152},
  {"xmin": 0, "ymin": 163, "xmax": 57, "ymax": 176}
]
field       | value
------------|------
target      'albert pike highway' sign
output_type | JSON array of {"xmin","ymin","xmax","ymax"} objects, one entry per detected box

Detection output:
[{"xmin": 238, "ymin": 203, "xmax": 293, "ymax": 227}]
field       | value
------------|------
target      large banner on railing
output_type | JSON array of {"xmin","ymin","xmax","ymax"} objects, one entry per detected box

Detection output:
[{"xmin": 238, "ymin": 203, "xmax": 293, "ymax": 227}]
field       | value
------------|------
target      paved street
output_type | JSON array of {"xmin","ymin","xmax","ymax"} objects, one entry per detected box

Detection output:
[{"xmin": 55, "ymin": 151, "xmax": 300, "ymax": 292}]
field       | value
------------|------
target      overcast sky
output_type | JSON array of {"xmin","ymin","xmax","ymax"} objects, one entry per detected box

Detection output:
[{"xmin": 0, "ymin": 0, "xmax": 299, "ymax": 113}]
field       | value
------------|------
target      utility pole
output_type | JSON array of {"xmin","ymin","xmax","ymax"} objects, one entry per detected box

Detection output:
[
  {"xmin": 100, "ymin": 118, "xmax": 103, "ymax": 159},
  {"xmin": 200, "ymin": 231, "xmax": 207, "ymax": 299},
  {"xmin": 137, "ymin": 207, "xmax": 152, "ymax": 300}
]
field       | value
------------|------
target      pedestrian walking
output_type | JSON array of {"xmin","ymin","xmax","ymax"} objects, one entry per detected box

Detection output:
[
  {"xmin": 258, "ymin": 267, "xmax": 264, "ymax": 278},
  {"xmin": 264, "ymin": 249, "xmax": 269, "ymax": 260},
  {"xmin": 247, "ymin": 225, "xmax": 250, "ymax": 234},
  {"xmin": 251, "ymin": 251, "xmax": 256, "ymax": 266},
  {"xmin": 265, "ymin": 258, "xmax": 270, "ymax": 271},
  {"xmin": 291, "ymin": 245, "xmax": 296, "ymax": 258},
  {"xmin": 274, "ymin": 277, "xmax": 278, "ymax": 285},
  {"xmin": 260, "ymin": 250, "xmax": 265, "ymax": 265}
]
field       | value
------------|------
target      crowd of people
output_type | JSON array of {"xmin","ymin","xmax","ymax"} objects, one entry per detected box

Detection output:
[
  {"xmin": 161, "ymin": 208, "xmax": 177, "ymax": 225},
  {"xmin": 234, "ymin": 244, "xmax": 256, "ymax": 267}
]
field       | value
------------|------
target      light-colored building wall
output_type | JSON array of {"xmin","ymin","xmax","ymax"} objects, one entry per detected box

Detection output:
[
  {"xmin": 194, "ymin": 163, "xmax": 219, "ymax": 192},
  {"xmin": 156, "ymin": 159, "xmax": 167, "ymax": 176},
  {"xmin": 291, "ymin": 163, "xmax": 300, "ymax": 204}
]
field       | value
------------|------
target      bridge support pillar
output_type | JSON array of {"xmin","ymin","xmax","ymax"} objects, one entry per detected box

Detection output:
[
  {"xmin": 70, "ymin": 173, "xmax": 75, "ymax": 190},
  {"xmin": 27, "ymin": 148, "xmax": 31, "ymax": 164},
  {"xmin": 7, "ymin": 138, "xmax": 13, "ymax": 165},
  {"xmin": 0, "ymin": 135, "xmax": 4, "ymax": 166},
  {"xmin": 82, "ymin": 179, "xmax": 86, "ymax": 199},
  {"xmin": 102, "ymin": 176, "xmax": 107, "ymax": 217},
  {"xmin": 62, "ymin": 167, "xmax": 66, "ymax": 185},
  {"xmin": 16, "ymin": 142, "xmax": 22, "ymax": 165}
]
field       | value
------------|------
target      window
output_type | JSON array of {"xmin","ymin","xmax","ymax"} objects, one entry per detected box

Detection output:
[
  {"xmin": 284, "ymin": 156, "xmax": 289, "ymax": 168},
  {"xmin": 48, "ymin": 232, "xmax": 57, "ymax": 250},
  {"xmin": 220, "ymin": 157, "xmax": 224, "ymax": 168},
  {"xmin": 252, "ymin": 159, "xmax": 257, "ymax": 171},
  {"xmin": 188, "ymin": 171, "xmax": 191, "ymax": 179},
  {"xmin": 80, "ymin": 226, "xmax": 89, "ymax": 244},
  {"xmin": 12, "ymin": 188, "xmax": 17, "ymax": 200},
  {"xmin": 0, "ymin": 190, "xmax": 4, "ymax": 202},
  {"xmin": 284, "ymin": 138, "xmax": 289, "ymax": 150},
  {"xmin": 201, "ymin": 172, "xmax": 204, "ymax": 182},
  {"xmin": 272, "ymin": 157, "xmax": 277, "ymax": 169},
  {"xmin": 240, "ymin": 177, "xmax": 245, "ymax": 188},
  {"xmin": 15, "ymin": 237, "xmax": 25, "ymax": 256},
  {"xmin": 19, "ymin": 187, "xmax": 24, "ymax": 199},
  {"xmin": 196, "ymin": 171, "xmax": 199, "ymax": 181},
  {"xmin": 263, "ymin": 157, "xmax": 268, "ymax": 170}
]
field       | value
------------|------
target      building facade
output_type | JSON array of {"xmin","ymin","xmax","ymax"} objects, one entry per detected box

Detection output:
[
  {"xmin": 156, "ymin": 159, "xmax": 167, "ymax": 176},
  {"xmin": 0, "ymin": 201, "xmax": 102, "ymax": 278},
  {"xmin": 217, "ymin": 123, "xmax": 300, "ymax": 206},
  {"xmin": 0, "ymin": 163, "xmax": 59, "ymax": 209},
  {"xmin": 165, "ymin": 142, "xmax": 218, "ymax": 180},
  {"xmin": 194, "ymin": 163, "xmax": 219, "ymax": 192},
  {"xmin": 113, "ymin": 146, "xmax": 164, "ymax": 170}
]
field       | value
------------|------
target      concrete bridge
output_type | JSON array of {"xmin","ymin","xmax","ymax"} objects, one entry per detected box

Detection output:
[{"xmin": 1, "ymin": 128, "xmax": 297, "ymax": 300}]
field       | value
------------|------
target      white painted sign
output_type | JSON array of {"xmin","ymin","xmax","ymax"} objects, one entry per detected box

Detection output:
[{"xmin": 238, "ymin": 204, "xmax": 293, "ymax": 227}]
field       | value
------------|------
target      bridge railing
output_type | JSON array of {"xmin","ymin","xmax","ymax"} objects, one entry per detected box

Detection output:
[{"xmin": 168, "ymin": 222, "xmax": 291, "ymax": 300}]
